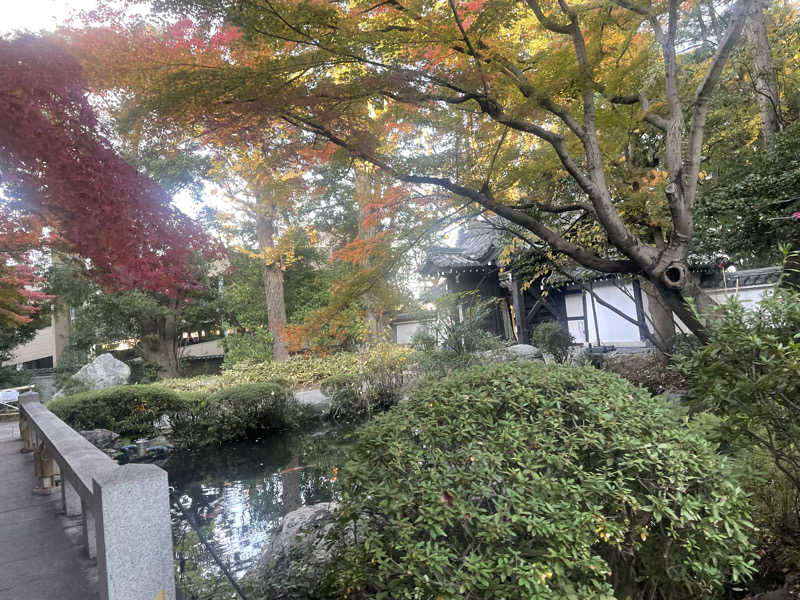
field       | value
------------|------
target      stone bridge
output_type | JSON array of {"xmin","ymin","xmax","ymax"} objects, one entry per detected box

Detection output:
[{"xmin": 0, "ymin": 392, "xmax": 175, "ymax": 600}]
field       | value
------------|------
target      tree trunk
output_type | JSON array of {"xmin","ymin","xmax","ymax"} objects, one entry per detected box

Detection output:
[
  {"xmin": 255, "ymin": 205, "xmax": 289, "ymax": 362},
  {"xmin": 640, "ymin": 279, "xmax": 677, "ymax": 352},
  {"xmin": 746, "ymin": 0, "xmax": 783, "ymax": 146},
  {"xmin": 653, "ymin": 282, "xmax": 711, "ymax": 345},
  {"xmin": 355, "ymin": 165, "xmax": 381, "ymax": 344},
  {"xmin": 140, "ymin": 296, "xmax": 181, "ymax": 379}
]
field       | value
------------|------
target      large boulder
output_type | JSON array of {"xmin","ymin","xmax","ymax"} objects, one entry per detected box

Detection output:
[
  {"xmin": 295, "ymin": 389, "xmax": 331, "ymax": 418},
  {"xmin": 251, "ymin": 502, "xmax": 338, "ymax": 599},
  {"xmin": 72, "ymin": 353, "xmax": 131, "ymax": 390},
  {"xmin": 80, "ymin": 428, "xmax": 120, "ymax": 450},
  {"xmin": 505, "ymin": 343, "xmax": 543, "ymax": 359}
]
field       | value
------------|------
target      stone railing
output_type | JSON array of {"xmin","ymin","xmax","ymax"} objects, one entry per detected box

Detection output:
[{"xmin": 18, "ymin": 392, "xmax": 176, "ymax": 600}]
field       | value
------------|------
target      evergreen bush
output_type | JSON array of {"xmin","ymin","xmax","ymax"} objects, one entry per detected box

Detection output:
[
  {"xmin": 531, "ymin": 321, "xmax": 574, "ymax": 363},
  {"xmin": 48, "ymin": 384, "xmax": 181, "ymax": 437},
  {"xmin": 679, "ymin": 287, "xmax": 800, "ymax": 571},
  {"xmin": 325, "ymin": 362, "xmax": 754, "ymax": 599},
  {"xmin": 206, "ymin": 380, "xmax": 301, "ymax": 442}
]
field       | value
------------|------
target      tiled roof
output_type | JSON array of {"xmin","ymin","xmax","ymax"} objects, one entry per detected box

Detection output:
[
  {"xmin": 702, "ymin": 266, "xmax": 782, "ymax": 289},
  {"xmin": 550, "ymin": 265, "xmax": 782, "ymax": 289},
  {"xmin": 420, "ymin": 220, "xmax": 505, "ymax": 276}
]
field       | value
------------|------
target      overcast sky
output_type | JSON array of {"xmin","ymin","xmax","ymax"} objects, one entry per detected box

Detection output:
[
  {"xmin": 1, "ymin": 0, "xmax": 219, "ymax": 218},
  {"xmin": 1, "ymin": 0, "xmax": 100, "ymax": 34}
]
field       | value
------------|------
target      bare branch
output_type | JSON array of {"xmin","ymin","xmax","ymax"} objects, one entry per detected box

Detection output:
[
  {"xmin": 610, "ymin": 93, "xmax": 669, "ymax": 131},
  {"xmin": 515, "ymin": 200, "xmax": 596, "ymax": 216},
  {"xmin": 447, "ymin": 0, "xmax": 489, "ymax": 95},
  {"xmin": 483, "ymin": 127, "xmax": 509, "ymax": 190}
]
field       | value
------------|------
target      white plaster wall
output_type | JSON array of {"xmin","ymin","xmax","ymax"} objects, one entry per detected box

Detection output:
[
  {"xmin": 564, "ymin": 293, "xmax": 588, "ymax": 343},
  {"xmin": 661, "ymin": 285, "xmax": 774, "ymax": 334},
  {"xmin": 395, "ymin": 321, "xmax": 434, "ymax": 345},
  {"xmin": 585, "ymin": 281, "xmax": 643, "ymax": 345}
]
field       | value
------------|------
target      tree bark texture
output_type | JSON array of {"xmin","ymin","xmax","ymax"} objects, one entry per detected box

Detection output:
[
  {"xmin": 745, "ymin": 0, "xmax": 783, "ymax": 146},
  {"xmin": 355, "ymin": 165, "xmax": 382, "ymax": 344},
  {"xmin": 256, "ymin": 205, "xmax": 289, "ymax": 362},
  {"xmin": 140, "ymin": 296, "xmax": 181, "ymax": 379},
  {"xmin": 640, "ymin": 279, "xmax": 677, "ymax": 351}
]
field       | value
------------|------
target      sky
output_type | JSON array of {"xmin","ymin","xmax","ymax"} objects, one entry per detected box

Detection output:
[
  {"xmin": 0, "ymin": 0, "xmax": 99, "ymax": 35},
  {"xmin": 1, "ymin": 0, "xmax": 223, "ymax": 218}
]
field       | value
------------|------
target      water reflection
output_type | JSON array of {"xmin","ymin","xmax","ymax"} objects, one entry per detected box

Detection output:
[{"xmin": 165, "ymin": 424, "xmax": 351, "ymax": 597}]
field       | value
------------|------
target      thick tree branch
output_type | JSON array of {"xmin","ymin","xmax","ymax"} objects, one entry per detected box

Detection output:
[
  {"xmin": 283, "ymin": 112, "xmax": 635, "ymax": 274},
  {"xmin": 685, "ymin": 0, "xmax": 750, "ymax": 207},
  {"xmin": 523, "ymin": 0, "xmax": 575, "ymax": 33},
  {"xmin": 610, "ymin": 93, "xmax": 669, "ymax": 131}
]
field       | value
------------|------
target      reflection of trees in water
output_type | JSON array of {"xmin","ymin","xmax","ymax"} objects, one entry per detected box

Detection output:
[{"xmin": 167, "ymin": 425, "xmax": 352, "ymax": 593}]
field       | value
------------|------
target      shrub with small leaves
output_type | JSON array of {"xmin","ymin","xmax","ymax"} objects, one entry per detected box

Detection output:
[
  {"xmin": 324, "ymin": 362, "xmax": 754, "ymax": 600},
  {"xmin": 161, "ymin": 346, "xmax": 413, "ymax": 395},
  {"xmin": 531, "ymin": 321, "xmax": 573, "ymax": 363},
  {"xmin": 678, "ymin": 287, "xmax": 800, "ymax": 570},
  {"xmin": 48, "ymin": 384, "xmax": 182, "ymax": 437},
  {"xmin": 167, "ymin": 380, "xmax": 302, "ymax": 446},
  {"xmin": 321, "ymin": 343, "xmax": 409, "ymax": 420}
]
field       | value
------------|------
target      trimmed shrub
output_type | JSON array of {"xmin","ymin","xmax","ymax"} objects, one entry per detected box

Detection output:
[
  {"xmin": 325, "ymin": 362, "xmax": 754, "ymax": 600},
  {"xmin": 531, "ymin": 321, "xmax": 573, "ymax": 363},
  {"xmin": 167, "ymin": 380, "xmax": 302, "ymax": 446},
  {"xmin": 48, "ymin": 384, "xmax": 181, "ymax": 437},
  {"xmin": 321, "ymin": 344, "xmax": 409, "ymax": 420},
  {"xmin": 161, "ymin": 346, "xmax": 413, "ymax": 395},
  {"xmin": 207, "ymin": 380, "xmax": 301, "ymax": 442}
]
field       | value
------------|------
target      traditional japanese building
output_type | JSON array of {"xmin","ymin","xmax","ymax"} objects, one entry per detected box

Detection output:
[{"xmin": 419, "ymin": 218, "xmax": 782, "ymax": 348}]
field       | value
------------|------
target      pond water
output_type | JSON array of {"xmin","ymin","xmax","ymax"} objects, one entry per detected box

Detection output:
[{"xmin": 164, "ymin": 423, "xmax": 352, "ymax": 598}]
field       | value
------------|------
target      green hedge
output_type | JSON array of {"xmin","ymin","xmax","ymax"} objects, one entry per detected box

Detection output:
[
  {"xmin": 161, "ymin": 345, "xmax": 413, "ymax": 395},
  {"xmin": 324, "ymin": 362, "xmax": 755, "ymax": 600},
  {"xmin": 169, "ymin": 380, "xmax": 303, "ymax": 446},
  {"xmin": 49, "ymin": 380, "xmax": 303, "ymax": 446},
  {"xmin": 48, "ymin": 385, "xmax": 181, "ymax": 437}
]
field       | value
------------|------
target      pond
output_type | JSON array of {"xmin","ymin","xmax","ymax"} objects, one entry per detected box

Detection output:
[{"xmin": 164, "ymin": 423, "xmax": 352, "ymax": 599}]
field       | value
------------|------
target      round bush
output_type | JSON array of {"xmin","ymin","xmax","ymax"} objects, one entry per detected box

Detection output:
[
  {"xmin": 325, "ymin": 362, "xmax": 754, "ymax": 600},
  {"xmin": 48, "ymin": 384, "xmax": 181, "ymax": 437},
  {"xmin": 206, "ymin": 380, "xmax": 301, "ymax": 442}
]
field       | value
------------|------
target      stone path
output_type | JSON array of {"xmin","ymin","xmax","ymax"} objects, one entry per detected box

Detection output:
[{"xmin": 0, "ymin": 421, "xmax": 97, "ymax": 600}]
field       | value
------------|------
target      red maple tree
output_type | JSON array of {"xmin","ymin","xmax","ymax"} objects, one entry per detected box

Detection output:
[{"xmin": 0, "ymin": 35, "xmax": 215, "ymax": 304}]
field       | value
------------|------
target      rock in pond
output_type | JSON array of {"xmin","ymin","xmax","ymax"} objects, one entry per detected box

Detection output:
[
  {"xmin": 72, "ymin": 353, "xmax": 131, "ymax": 390},
  {"xmin": 251, "ymin": 502, "xmax": 338, "ymax": 599},
  {"xmin": 295, "ymin": 389, "xmax": 331, "ymax": 418},
  {"xmin": 80, "ymin": 428, "xmax": 120, "ymax": 451}
]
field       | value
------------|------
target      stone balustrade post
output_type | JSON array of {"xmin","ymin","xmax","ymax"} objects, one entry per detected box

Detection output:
[
  {"xmin": 93, "ymin": 464, "xmax": 176, "ymax": 600},
  {"xmin": 33, "ymin": 441, "xmax": 56, "ymax": 491},
  {"xmin": 19, "ymin": 402, "xmax": 36, "ymax": 453},
  {"xmin": 82, "ymin": 499, "xmax": 98, "ymax": 559},
  {"xmin": 61, "ymin": 478, "xmax": 82, "ymax": 517}
]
